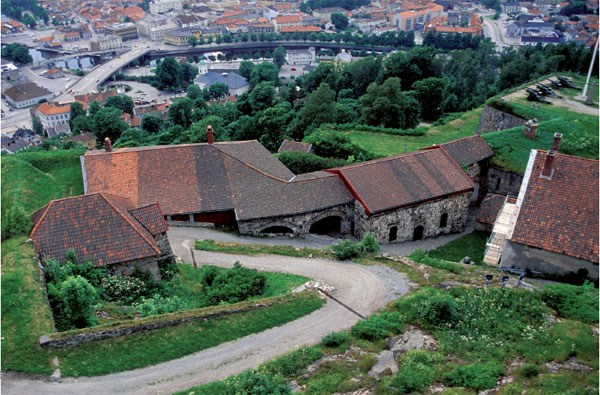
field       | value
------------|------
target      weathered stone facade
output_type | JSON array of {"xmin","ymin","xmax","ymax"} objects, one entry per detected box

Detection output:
[
  {"xmin": 238, "ymin": 204, "xmax": 355, "ymax": 236},
  {"xmin": 353, "ymin": 193, "xmax": 472, "ymax": 244},
  {"xmin": 107, "ymin": 232, "xmax": 174, "ymax": 280},
  {"xmin": 477, "ymin": 105, "xmax": 525, "ymax": 134},
  {"xmin": 487, "ymin": 166, "xmax": 523, "ymax": 196}
]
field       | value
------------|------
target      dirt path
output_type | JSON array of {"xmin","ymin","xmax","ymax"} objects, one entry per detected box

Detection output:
[{"xmin": 2, "ymin": 247, "xmax": 410, "ymax": 395}]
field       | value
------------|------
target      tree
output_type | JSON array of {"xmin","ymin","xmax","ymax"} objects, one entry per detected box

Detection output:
[
  {"xmin": 304, "ymin": 129, "xmax": 374, "ymax": 160},
  {"xmin": 273, "ymin": 46, "xmax": 286, "ymax": 69},
  {"xmin": 104, "ymin": 95, "xmax": 134, "ymax": 115},
  {"xmin": 114, "ymin": 128, "xmax": 150, "ymax": 147},
  {"xmin": 239, "ymin": 60, "xmax": 254, "ymax": 80},
  {"xmin": 182, "ymin": 116, "xmax": 227, "ymax": 143},
  {"xmin": 186, "ymin": 84, "xmax": 202, "ymax": 101},
  {"xmin": 2, "ymin": 203, "xmax": 32, "ymax": 240},
  {"xmin": 1, "ymin": 43, "xmax": 33, "ymax": 64},
  {"xmin": 180, "ymin": 62, "xmax": 198, "ymax": 83},
  {"xmin": 384, "ymin": 47, "xmax": 437, "ymax": 91},
  {"xmin": 22, "ymin": 13, "xmax": 36, "ymax": 28},
  {"xmin": 141, "ymin": 114, "xmax": 164, "ymax": 134},
  {"xmin": 156, "ymin": 57, "xmax": 181, "ymax": 91},
  {"xmin": 249, "ymin": 62, "xmax": 279, "ymax": 87},
  {"xmin": 69, "ymin": 102, "xmax": 86, "ymax": 129},
  {"xmin": 71, "ymin": 115, "xmax": 95, "ymax": 135},
  {"xmin": 412, "ymin": 77, "xmax": 450, "ymax": 121},
  {"xmin": 293, "ymin": 83, "xmax": 336, "ymax": 136},
  {"xmin": 188, "ymin": 35, "xmax": 198, "ymax": 47},
  {"xmin": 168, "ymin": 97, "xmax": 194, "ymax": 128},
  {"xmin": 331, "ymin": 13, "xmax": 349, "ymax": 30},
  {"xmin": 276, "ymin": 151, "xmax": 347, "ymax": 174},
  {"xmin": 360, "ymin": 77, "xmax": 420, "ymax": 129},
  {"xmin": 92, "ymin": 107, "xmax": 129, "ymax": 142},
  {"xmin": 257, "ymin": 102, "xmax": 294, "ymax": 151},
  {"xmin": 88, "ymin": 100, "xmax": 102, "ymax": 117},
  {"xmin": 32, "ymin": 115, "xmax": 44, "ymax": 135},
  {"xmin": 248, "ymin": 82, "xmax": 276, "ymax": 113},
  {"xmin": 206, "ymin": 82, "xmax": 229, "ymax": 101},
  {"xmin": 49, "ymin": 275, "xmax": 98, "ymax": 330}
]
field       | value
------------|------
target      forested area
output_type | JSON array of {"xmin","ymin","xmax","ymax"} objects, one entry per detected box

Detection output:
[
  {"xmin": 41, "ymin": 41, "xmax": 597, "ymax": 173},
  {"xmin": 1, "ymin": 0, "xmax": 48, "ymax": 27}
]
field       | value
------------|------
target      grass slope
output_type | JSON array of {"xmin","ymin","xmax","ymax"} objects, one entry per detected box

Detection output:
[
  {"xmin": 341, "ymin": 109, "xmax": 483, "ymax": 157},
  {"xmin": 427, "ymin": 231, "xmax": 489, "ymax": 263}
]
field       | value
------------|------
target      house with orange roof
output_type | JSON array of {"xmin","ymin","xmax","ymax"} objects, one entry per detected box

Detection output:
[
  {"xmin": 274, "ymin": 14, "xmax": 302, "ymax": 31},
  {"xmin": 279, "ymin": 25, "xmax": 322, "ymax": 33},
  {"xmin": 124, "ymin": 6, "xmax": 145, "ymax": 21},
  {"xmin": 35, "ymin": 102, "xmax": 71, "ymax": 131},
  {"xmin": 393, "ymin": 3, "xmax": 443, "ymax": 30}
]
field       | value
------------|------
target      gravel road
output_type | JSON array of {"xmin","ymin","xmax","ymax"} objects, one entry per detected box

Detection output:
[{"xmin": 2, "ymin": 229, "xmax": 411, "ymax": 395}]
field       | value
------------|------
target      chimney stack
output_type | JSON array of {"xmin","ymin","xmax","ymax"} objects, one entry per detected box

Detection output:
[
  {"xmin": 206, "ymin": 125, "xmax": 214, "ymax": 144},
  {"xmin": 551, "ymin": 132, "xmax": 563, "ymax": 151},
  {"xmin": 104, "ymin": 137, "xmax": 112, "ymax": 152},
  {"xmin": 541, "ymin": 150, "xmax": 556, "ymax": 179},
  {"xmin": 523, "ymin": 118, "xmax": 538, "ymax": 139}
]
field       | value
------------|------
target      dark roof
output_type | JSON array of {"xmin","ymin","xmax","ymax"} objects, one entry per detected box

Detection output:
[
  {"xmin": 328, "ymin": 149, "xmax": 474, "ymax": 215},
  {"xmin": 3, "ymin": 82, "xmax": 52, "ymax": 103},
  {"xmin": 194, "ymin": 71, "xmax": 248, "ymax": 90},
  {"xmin": 278, "ymin": 139, "xmax": 313, "ymax": 154},
  {"xmin": 83, "ymin": 141, "xmax": 353, "ymax": 220},
  {"xmin": 128, "ymin": 203, "xmax": 168, "ymax": 235},
  {"xmin": 477, "ymin": 193, "xmax": 506, "ymax": 225},
  {"xmin": 30, "ymin": 193, "xmax": 168, "ymax": 267},
  {"xmin": 510, "ymin": 151, "xmax": 599, "ymax": 263},
  {"xmin": 421, "ymin": 135, "xmax": 493, "ymax": 167}
]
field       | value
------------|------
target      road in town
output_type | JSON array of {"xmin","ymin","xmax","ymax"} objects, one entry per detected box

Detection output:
[{"xmin": 2, "ymin": 226, "xmax": 411, "ymax": 395}]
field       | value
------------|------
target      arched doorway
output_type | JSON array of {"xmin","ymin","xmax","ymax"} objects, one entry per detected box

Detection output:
[
  {"xmin": 389, "ymin": 226, "xmax": 398, "ymax": 242},
  {"xmin": 413, "ymin": 225, "xmax": 424, "ymax": 241},
  {"xmin": 260, "ymin": 226, "xmax": 293, "ymax": 234},
  {"xmin": 309, "ymin": 216, "xmax": 342, "ymax": 235}
]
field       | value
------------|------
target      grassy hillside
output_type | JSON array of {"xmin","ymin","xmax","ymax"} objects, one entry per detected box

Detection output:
[
  {"xmin": 341, "ymin": 108, "xmax": 483, "ymax": 157},
  {"xmin": 1, "ymin": 149, "xmax": 85, "ymax": 237}
]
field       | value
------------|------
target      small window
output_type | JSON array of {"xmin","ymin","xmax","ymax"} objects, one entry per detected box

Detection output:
[
  {"xmin": 413, "ymin": 225, "xmax": 424, "ymax": 241},
  {"xmin": 440, "ymin": 213, "xmax": 448, "ymax": 228}
]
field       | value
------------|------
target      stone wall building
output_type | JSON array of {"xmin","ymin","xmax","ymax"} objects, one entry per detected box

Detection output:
[
  {"xmin": 82, "ymin": 135, "xmax": 477, "ymax": 245},
  {"xmin": 30, "ymin": 193, "xmax": 174, "ymax": 280}
]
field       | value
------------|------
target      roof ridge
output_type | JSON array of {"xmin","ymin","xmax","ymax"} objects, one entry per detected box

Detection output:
[
  {"xmin": 336, "ymin": 149, "xmax": 440, "ymax": 170},
  {"xmin": 537, "ymin": 150, "xmax": 600, "ymax": 162},
  {"xmin": 99, "ymin": 193, "xmax": 161, "ymax": 255},
  {"xmin": 212, "ymin": 143, "xmax": 293, "ymax": 183},
  {"xmin": 29, "ymin": 200, "xmax": 53, "ymax": 237}
]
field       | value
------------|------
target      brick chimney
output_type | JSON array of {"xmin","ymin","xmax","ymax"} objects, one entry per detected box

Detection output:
[
  {"xmin": 523, "ymin": 118, "xmax": 538, "ymax": 139},
  {"xmin": 541, "ymin": 150, "xmax": 556, "ymax": 179},
  {"xmin": 206, "ymin": 125, "xmax": 214, "ymax": 144},
  {"xmin": 104, "ymin": 137, "xmax": 112, "ymax": 152},
  {"xmin": 551, "ymin": 132, "xmax": 563, "ymax": 151}
]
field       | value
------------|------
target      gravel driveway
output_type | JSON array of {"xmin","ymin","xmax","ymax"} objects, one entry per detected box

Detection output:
[{"xmin": 2, "ymin": 229, "xmax": 411, "ymax": 395}]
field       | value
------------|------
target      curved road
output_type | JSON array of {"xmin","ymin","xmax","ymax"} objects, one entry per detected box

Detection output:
[{"xmin": 2, "ymin": 228, "xmax": 411, "ymax": 395}]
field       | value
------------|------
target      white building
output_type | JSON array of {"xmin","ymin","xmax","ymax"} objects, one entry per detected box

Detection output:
[
  {"xmin": 90, "ymin": 35, "xmax": 123, "ymax": 51},
  {"xmin": 149, "ymin": 0, "xmax": 183, "ymax": 15},
  {"xmin": 286, "ymin": 47, "xmax": 315, "ymax": 66},
  {"xmin": 35, "ymin": 102, "xmax": 71, "ymax": 130},
  {"xmin": 138, "ymin": 17, "xmax": 178, "ymax": 40},
  {"xmin": 3, "ymin": 82, "xmax": 54, "ymax": 109}
]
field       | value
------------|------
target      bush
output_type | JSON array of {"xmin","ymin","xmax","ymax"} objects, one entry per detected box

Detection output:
[
  {"xmin": 200, "ymin": 265, "xmax": 221, "ymax": 287},
  {"xmin": 48, "ymin": 275, "xmax": 98, "ymax": 330},
  {"xmin": 2, "ymin": 204, "xmax": 32, "ymax": 240},
  {"xmin": 332, "ymin": 240, "xmax": 363, "ymax": 260},
  {"xmin": 444, "ymin": 361, "xmax": 504, "ymax": 391},
  {"xmin": 322, "ymin": 331, "xmax": 348, "ymax": 347},
  {"xmin": 260, "ymin": 346, "xmax": 323, "ymax": 378},
  {"xmin": 134, "ymin": 294, "xmax": 190, "ymax": 317},
  {"xmin": 224, "ymin": 371, "xmax": 290, "ymax": 395},
  {"xmin": 361, "ymin": 232, "xmax": 380, "ymax": 254},
  {"xmin": 409, "ymin": 249, "xmax": 464, "ymax": 274},
  {"xmin": 390, "ymin": 362, "xmax": 436, "ymax": 393},
  {"xmin": 43, "ymin": 252, "xmax": 107, "ymax": 288},
  {"xmin": 100, "ymin": 275, "xmax": 149, "ymax": 305},
  {"xmin": 540, "ymin": 282, "xmax": 598, "ymax": 324},
  {"xmin": 351, "ymin": 311, "xmax": 404, "ymax": 341},
  {"xmin": 276, "ymin": 151, "xmax": 348, "ymax": 174},
  {"xmin": 206, "ymin": 262, "xmax": 266, "ymax": 304},
  {"xmin": 517, "ymin": 363, "xmax": 540, "ymax": 378},
  {"xmin": 420, "ymin": 294, "xmax": 460, "ymax": 328}
]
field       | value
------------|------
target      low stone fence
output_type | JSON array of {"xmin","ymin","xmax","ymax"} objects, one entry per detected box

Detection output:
[{"xmin": 40, "ymin": 291, "xmax": 315, "ymax": 348}]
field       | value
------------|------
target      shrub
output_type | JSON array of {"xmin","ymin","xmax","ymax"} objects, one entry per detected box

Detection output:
[
  {"xmin": 361, "ymin": 232, "xmax": 380, "ymax": 254},
  {"xmin": 134, "ymin": 294, "xmax": 190, "ymax": 317},
  {"xmin": 48, "ymin": 275, "xmax": 98, "ymax": 330},
  {"xmin": 332, "ymin": 240, "xmax": 363, "ymax": 260},
  {"xmin": 390, "ymin": 362, "xmax": 436, "ymax": 393},
  {"xmin": 157, "ymin": 257, "xmax": 178, "ymax": 281},
  {"xmin": 540, "ymin": 282, "xmax": 598, "ymax": 324},
  {"xmin": 409, "ymin": 249, "xmax": 463, "ymax": 274},
  {"xmin": 2, "ymin": 204, "xmax": 32, "ymax": 240},
  {"xmin": 100, "ymin": 275, "xmax": 149, "ymax": 305},
  {"xmin": 358, "ymin": 354, "xmax": 376, "ymax": 373},
  {"xmin": 200, "ymin": 265, "xmax": 221, "ymax": 287},
  {"xmin": 43, "ymin": 252, "xmax": 106, "ymax": 288},
  {"xmin": 206, "ymin": 262, "xmax": 266, "ymax": 304},
  {"xmin": 420, "ymin": 294, "xmax": 460, "ymax": 328},
  {"xmin": 224, "ymin": 371, "xmax": 290, "ymax": 395},
  {"xmin": 444, "ymin": 361, "xmax": 504, "ymax": 391},
  {"xmin": 260, "ymin": 346, "xmax": 323, "ymax": 378},
  {"xmin": 351, "ymin": 311, "xmax": 404, "ymax": 341},
  {"xmin": 517, "ymin": 363, "xmax": 540, "ymax": 378},
  {"xmin": 322, "ymin": 331, "xmax": 348, "ymax": 347}
]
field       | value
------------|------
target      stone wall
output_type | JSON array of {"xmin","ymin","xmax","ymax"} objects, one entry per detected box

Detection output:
[
  {"xmin": 501, "ymin": 240, "xmax": 599, "ymax": 281},
  {"xmin": 487, "ymin": 166, "xmax": 523, "ymax": 196},
  {"xmin": 40, "ymin": 292, "xmax": 311, "ymax": 348},
  {"xmin": 354, "ymin": 193, "xmax": 471, "ymax": 244},
  {"xmin": 109, "ymin": 256, "xmax": 161, "ymax": 280},
  {"xmin": 477, "ymin": 104, "xmax": 526, "ymax": 134},
  {"xmin": 238, "ymin": 203, "xmax": 355, "ymax": 236}
]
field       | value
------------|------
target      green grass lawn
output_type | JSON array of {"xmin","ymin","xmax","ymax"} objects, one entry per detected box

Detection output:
[
  {"xmin": 427, "ymin": 231, "xmax": 489, "ymax": 263},
  {"xmin": 341, "ymin": 108, "xmax": 483, "ymax": 157},
  {"xmin": 196, "ymin": 239, "xmax": 334, "ymax": 259}
]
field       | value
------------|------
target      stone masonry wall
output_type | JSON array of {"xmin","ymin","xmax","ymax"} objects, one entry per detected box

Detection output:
[
  {"xmin": 477, "ymin": 104, "xmax": 526, "ymax": 134},
  {"xmin": 487, "ymin": 166, "xmax": 523, "ymax": 196},
  {"xmin": 354, "ymin": 193, "xmax": 471, "ymax": 244},
  {"xmin": 238, "ymin": 203, "xmax": 355, "ymax": 236},
  {"xmin": 109, "ymin": 256, "xmax": 161, "ymax": 280}
]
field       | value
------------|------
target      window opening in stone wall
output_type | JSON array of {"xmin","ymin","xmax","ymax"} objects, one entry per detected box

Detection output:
[
  {"xmin": 389, "ymin": 226, "xmax": 398, "ymax": 242},
  {"xmin": 309, "ymin": 216, "xmax": 342, "ymax": 236},
  {"xmin": 440, "ymin": 213, "xmax": 448, "ymax": 228}
]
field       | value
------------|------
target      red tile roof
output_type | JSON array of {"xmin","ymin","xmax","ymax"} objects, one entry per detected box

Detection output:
[
  {"xmin": 30, "ymin": 193, "xmax": 167, "ymax": 267},
  {"xmin": 278, "ymin": 139, "xmax": 313, "ymax": 153},
  {"xmin": 477, "ymin": 193, "xmax": 506, "ymax": 225},
  {"xmin": 328, "ymin": 149, "xmax": 474, "ymax": 215},
  {"xmin": 83, "ymin": 141, "xmax": 353, "ymax": 220},
  {"xmin": 280, "ymin": 25, "xmax": 322, "ymax": 33},
  {"xmin": 421, "ymin": 135, "xmax": 494, "ymax": 167},
  {"xmin": 510, "ymin": 151, "xmax": 599, "ymax": 263}
]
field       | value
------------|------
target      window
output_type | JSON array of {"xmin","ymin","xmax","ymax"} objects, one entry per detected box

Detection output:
[
  {"xmin": 389, "ymin": 226, "xmax": 398, "ymax": 242},
  {"xmin": 440, "ymin": 213, "xmax": 448, "ymax": 228}
]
